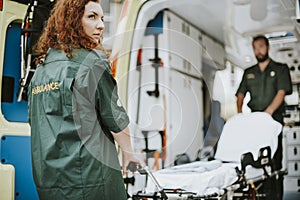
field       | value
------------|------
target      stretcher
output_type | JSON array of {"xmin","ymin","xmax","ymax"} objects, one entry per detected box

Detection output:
[{"xmin": 127, "ymin": 112, "xmax": 286, "ymax": 199}]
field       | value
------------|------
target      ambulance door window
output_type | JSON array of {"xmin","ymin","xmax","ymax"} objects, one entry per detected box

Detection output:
[{"xmin": 1, "ymin": 21, "xmax": 28, "ymax": 122}]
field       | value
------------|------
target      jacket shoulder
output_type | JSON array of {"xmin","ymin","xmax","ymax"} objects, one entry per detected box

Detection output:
[
  {"xmin": 244, "ymin": 65, "xmax": 257, "ymax": 73},
  {"xmin": 270, "ymin": 60, "xmax": 288, "ymax": 68}
]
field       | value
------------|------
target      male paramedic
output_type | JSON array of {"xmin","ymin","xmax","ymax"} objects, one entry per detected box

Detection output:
[{"xmin": 236, "ymin": 35, "xmax": 292, "ymax": 200}]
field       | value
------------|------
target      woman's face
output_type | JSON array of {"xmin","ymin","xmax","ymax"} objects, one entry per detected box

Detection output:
[{"xmin": 82, "ymin": 1, "xmax": 104, "ymax": 43}]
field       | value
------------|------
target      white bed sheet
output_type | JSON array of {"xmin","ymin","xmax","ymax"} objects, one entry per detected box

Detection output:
[{"xmin": 145, "ymin": 160, "xmax": 238, "ymax": 195}]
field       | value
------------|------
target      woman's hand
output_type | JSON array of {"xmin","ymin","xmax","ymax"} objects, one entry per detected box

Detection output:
[{"xmin": 122, "ymin": 150, "xmax": 141, "ymax": 174}]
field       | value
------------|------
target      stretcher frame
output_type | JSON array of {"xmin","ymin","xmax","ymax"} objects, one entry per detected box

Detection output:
[{"xmin": 128, "ymin": 146, "xmax": 287, "ymax": 200}]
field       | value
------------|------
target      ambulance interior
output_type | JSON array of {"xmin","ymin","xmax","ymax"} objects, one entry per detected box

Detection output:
[
  {"xmin": 117, "ymin": 0, "xmax": 300, "ymax": 199},
  {"xmin": 0, "ymin": 0, "xmax": 300, "ymax": 199}
]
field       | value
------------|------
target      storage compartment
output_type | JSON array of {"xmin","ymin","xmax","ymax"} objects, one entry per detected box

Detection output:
[
  {"xmin": 286, "ymin": 127, "xmax": 300, "ymax": 145},
  {"xmin": 167, "ymin": 11, "xmax": 202, "ymax": 77},
  {"xmin": 284, "ymin": 177, "xmax": 300, "ymax": 192},
  {"xmin": 202, "ymin": 34, "xmax": 225, "ymax": 70},
  {"xmin": 287, "ymin": 146, "xmax": 300, "ymax": 160},
  {"xmin": 287, "ymin": 161, "xmax": 300, "ymax": 176}
]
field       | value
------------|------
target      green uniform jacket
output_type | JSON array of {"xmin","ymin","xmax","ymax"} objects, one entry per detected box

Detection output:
[
  {"xmin": 28, "ymin": 48, "xmax": 129, "ymax": 200},
  {"xmin": 236, "ymin": 59, "xmax": 292, "ymax": 124}
]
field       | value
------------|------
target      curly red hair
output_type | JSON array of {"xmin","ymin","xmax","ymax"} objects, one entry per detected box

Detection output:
[{"xmin": 35, "ymin": 0, "xmax": 106, "ymax": 60}]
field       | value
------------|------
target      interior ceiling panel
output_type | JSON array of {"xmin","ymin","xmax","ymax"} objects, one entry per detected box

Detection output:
[
  {"xmin": 170, "ymin": 0, "xmax": 227, "ymax": 44},
  {"xmin": 169, "ymin": 0, "xmax": 299, "ymax": 68},
  {"xmin": 232, "ymin": 0, "xmax": 295, "ymax": 35},
  {"xmin": 172, "ymin": 0, "xmax": 297, "ymax": 41}
]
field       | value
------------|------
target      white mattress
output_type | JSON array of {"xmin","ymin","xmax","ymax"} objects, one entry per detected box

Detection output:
[
  {"xmin": 145, "ymin": 160, "xmax": 238, "ymax": 196},
  {"xmin": 215, "ymin": 112, "xmax": 282, "ymax": 162}
]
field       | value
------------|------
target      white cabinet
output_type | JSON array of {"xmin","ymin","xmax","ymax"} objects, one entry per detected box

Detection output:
[
  {"xmin": 167, "ymin": 11, "xmax": 202, "ymax": 77},
  {"xmin": 127, "ymin": 10, "xmax": 205, "ymax": 170},
  {"xmin": 166, "ymin": 70, "xmax": 204, "ymax": 166},
  {"xmin": 283, "ymin": 126, "xmax": 300, "ymax": 192},
  {"xmin": 202, "ymin": 34, "xmax": 226, "ymax": 70}
]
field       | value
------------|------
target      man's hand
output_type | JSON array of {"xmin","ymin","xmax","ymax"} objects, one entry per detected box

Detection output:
[
  {"xmin": 264, "ymin": 90, "xmax": 286, "ymax": 116},
  {"xmin": 236, "ymin": 93, "xmax": 245, "ymax": 113},
  {"xmin": 264, "ymin": 107, "xmax": 274, "ymax": 115}
]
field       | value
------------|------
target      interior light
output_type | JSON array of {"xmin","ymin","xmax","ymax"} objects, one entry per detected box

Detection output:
[
  {"xmin": 265, "ymin": 32, "xmax": 297, "ymax": 44},
  {"xmin": 265, "ymin": 31, "xmax": 290, "ymax": 38},
  {"xmin": 250, "ymin": 0, "xmax": 267, "ymax": 21},
  {"xmin": 233, "ymin": 0, "xmax": 251, "ymax": 5}
]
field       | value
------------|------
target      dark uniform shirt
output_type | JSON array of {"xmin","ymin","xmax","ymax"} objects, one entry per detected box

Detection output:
[
  {"xmin": 28, "ymin": 48, "xmax": 129, "ymax": 200},
  {"xmin": 236, "ymin": 59, "xmax": 292, "ymax": 124}
]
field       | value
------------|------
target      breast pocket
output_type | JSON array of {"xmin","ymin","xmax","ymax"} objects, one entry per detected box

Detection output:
[
  {"xmin": 61, "ymin": 78, "xmax": 75, "ymax": 119},
  {"xmin": 247, "ymin": 79, "xmax": 259, "ymax": 93},
  {"xmin": 43, "ymin": 82, "xmax": 62, "ymax": 115},
  {"xmin": 266, "ymin": 74, "xmax": 277, "ymax": 94},
  {"xmin": 63, "ymin": 78, "xmax": 75, "ymax": 105}
]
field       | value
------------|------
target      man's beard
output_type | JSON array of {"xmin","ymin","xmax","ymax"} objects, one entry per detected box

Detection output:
[{"xmin": 256, "ymin": 53, "xmax": 269, "ymax": 63}]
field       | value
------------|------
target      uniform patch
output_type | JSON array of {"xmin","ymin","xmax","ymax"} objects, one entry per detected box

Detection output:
[
  {"xmin": 32, "ymin": 82, "xmax": 60, "ymax": 95},
  {"xmin": 247, "ymin": 73, "xmax": 255, "ymax": 79},
  {"xmin": 270, "ymin": 71, "xmax": 275, "ymax": 77},
  {"xmin": 117, "ymin": 99, "xmax": 122, "ymax": 107}
]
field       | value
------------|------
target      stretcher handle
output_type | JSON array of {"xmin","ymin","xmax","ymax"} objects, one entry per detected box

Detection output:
[
  {"xmin": 127, "ymin": 161, "xmax": 146, "ymax": 173},
  {"xmin": 127, "ymin": 162, "xmax": 148, "ymax": 174},
  {"xmin": 143, "ymin": 166, "xmax": 168, "ymax": 199},
  {"xmin": 127, "ymin": 162, "xmax": 168, "ymax": 199},
  {"xmin": 127, "ymin": 161, "xmax": 138, "ymax": 172}
]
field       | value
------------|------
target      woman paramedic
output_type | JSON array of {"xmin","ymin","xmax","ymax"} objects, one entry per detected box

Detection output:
[{"xmin": 28, "ymin": 0, "xmax": 139, "ymax": 199}]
